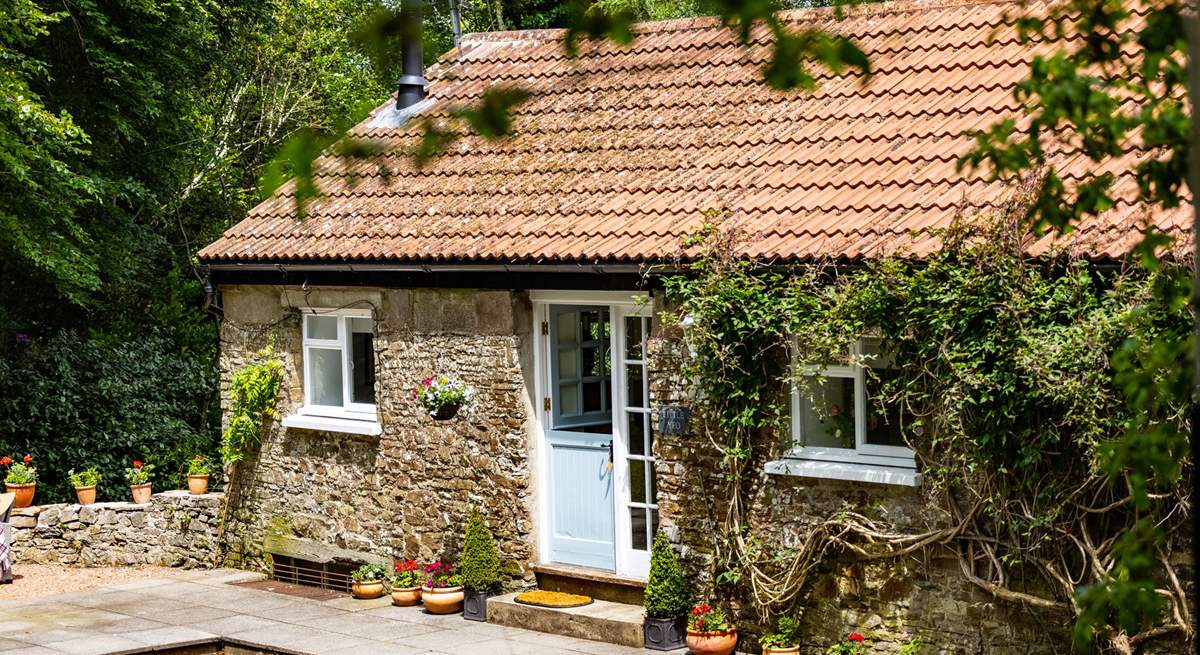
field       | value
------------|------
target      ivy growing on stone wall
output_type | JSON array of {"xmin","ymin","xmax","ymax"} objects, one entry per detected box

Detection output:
[
  {"xmin": 221, "ymin": 347, "xmax": 283, "ymax": 464},
  {"xmin": 662, "ymin": 206, "xmax": 1191, "ymax": 653}
]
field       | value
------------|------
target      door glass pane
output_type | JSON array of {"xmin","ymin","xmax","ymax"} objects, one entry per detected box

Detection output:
[
  {"xmin": 648, "ymin": 463, "xmax": 657, "ymax": 501},
  {"xmin": 625, "ymin": 316, "xmax": 644, "ymax": 359},
  {"xmin": 629, "ymin": 459, "xmax": 646, "ymax": 503},
  {"xmin": 557, "ymin": 312, "xmax": 577, "ymax": 343},
  {"xmin": 865, "ymin": 368, "xmax": 906, "ymax": 447},
  {"xmin": 559, "ymin": 383, "xmax": 579, "ymax": 415},
  {"xmin": 797, "ymin": 376, "xmax": 855, "ymax": 448},
  {"xmin": 649, "ymin": 509, "xmax": 659, "ymax": 538},
  {"xmin": 558, "ymin": 348, "xmax": 578, "ymax": 379},
  {"xmin": 583, "ymin": 346, "xmax": 599, "ymax": 377},
  {"xmin": 626, "ymin": 365, "xmax": 644, "ymax": 408},
  {"xmin": 631, "ymin": 508, "xmax": 648, "ymax": 551},
  {"xmin": 583, "ymin": 381, "xmax": 603, "ymax": 412},
  {"xmin": 628, "ymin": 413, "xmax": 645, "ymax": 455},
  {"xmin": 307, "ymin": 347, "xmax": 343, "ymax": 406},
  {"xmin": 306, "ymin": 315, "xmax": 338, "ymax": 340}
]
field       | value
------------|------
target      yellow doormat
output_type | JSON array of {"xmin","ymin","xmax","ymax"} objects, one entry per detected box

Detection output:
[{"xmin": 514, "ymin": 590, "xmax": 594, "ymax": 608}]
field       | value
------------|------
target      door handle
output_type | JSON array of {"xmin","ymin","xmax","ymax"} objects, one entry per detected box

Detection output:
[{"xmin": 604, "ymin": 441, "xmax": 614, "ymax": 472}]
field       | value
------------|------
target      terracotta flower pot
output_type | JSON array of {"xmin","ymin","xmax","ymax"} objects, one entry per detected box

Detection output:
[
  {"xmin": 6, "ymin": 483, "xmax": 35, "ymax": 508},
  {"xmin": 130, "ymin": 483, "xmax": 152, "ymax": 504},
  {"xmin": 686, "ymin": 629, "xmax": 738, "ymax": 655},
  {"xmin": 187, "ymin": 475, "xmax": 210, "ymax": 495},
  {"xmin": 763, "ymin": 646, "xmax": 800, "ymax": 655},
  {"xmin": 421, "ymin": 586, "xmax": 464, "ymax": 614},
  {"xmin": 352, "ymin": 580, "xmax": 386, "ymax": 599},
  {"xmin": 74, "ymin": 486, "xmax": 97, "ymax": 505},
  {"xmin": 391, "ymin": 586, "xmax": 422, "ymax": 606}
]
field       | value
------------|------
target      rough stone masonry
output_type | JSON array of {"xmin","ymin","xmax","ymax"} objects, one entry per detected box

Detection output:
[{"xmin": 8, "ymin": 490, "xmax": 222, "ymax": 568}]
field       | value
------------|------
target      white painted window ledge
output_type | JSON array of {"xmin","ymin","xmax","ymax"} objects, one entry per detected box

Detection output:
[
  {"xmin": 282, "ymin": 413, "xmax": 382, "ymax": 436},
  {"xmin": 764, "ymin": 458, "xmax": 922, "ymax": 487}
]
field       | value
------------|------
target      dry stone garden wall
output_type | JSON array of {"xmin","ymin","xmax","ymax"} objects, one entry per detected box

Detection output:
[
  {"xmin": 218, "ymin": 285, "xmax": 536, "ymax": 585},
  {"xmin": 8, "ymin": 490, "xmax": 222, "ymax": 568}
]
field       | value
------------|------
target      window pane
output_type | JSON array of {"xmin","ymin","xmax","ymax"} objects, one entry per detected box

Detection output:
[
  {"xmin": 625, "ymin": 317, "xmax": 644, "ymax": 359},
  {"xmin": 648, "ymin": 462, "xmax": 657, "ymax": 501},
  {"xmin": 307, "ymin": 347, "xmax": 343, "ymax": 407},
  {"xmin": 626, "ymin": 364, "xmax": 644, "ymax": 408},
  {"xmin": 558, "ymin": 348, "xmax": 578, "ymax": 379},
  {"xmin": 797, "ymin": 376, "xmax": 855, "ymax": 448},
  {"xmin": 559, "ymin": 383, "xmax": 579, "ymax": 415},
  {"xmin": 556, "ymin": 311, "xmax": 577, "ymax": 344},
  {"xmin": 582, "ymin": 346, "xmax": 600, "ymax": 377},
  {"xmin": 583, "ymin": 380, "xmax": 603, "ymax": 412},
  {"xmin": 650, "ymin": 509, "xmax": 659, "ymax": 536},
  {"xmin": 629, "ymin": 458, "xmax": 647, "ymax": 503},
  {"xmin": 306, "ymin": 315, "xmax": 338, "ymax": 340},
  {"xmin": 865, "ymin": 368, "xmax": 906, "ymax": 447},
  {"xmin": 631, "ymin": 508, "xmax": 648, "ymax": 551},
  {"xmin": 351, "ymin": 331, "xmax": 375, "ymax": 405},
  {"xmin": 628, "ymin": 413, "xmax": 645, "ymax": 455}
]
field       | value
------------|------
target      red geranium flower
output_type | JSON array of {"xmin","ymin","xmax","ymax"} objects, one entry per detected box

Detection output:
[
  {"xmin": 133, "ymin": 460, "xmax": 143, "ymax": 469},
  {"xmin": 848, "ymin": 633, "xmax": 865, "ymax": 642},
  {"xmin": 22, "ymin": 454, "xmax": 32, "ymax": 464},
  {"xmin": 0, "ymin": 456, "xmax": 11, "ymax": 466}
]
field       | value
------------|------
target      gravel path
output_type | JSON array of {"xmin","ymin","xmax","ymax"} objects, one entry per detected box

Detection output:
[{"xmin": 0, "ymin": 564, "xmax": 188, "ymax": 600}]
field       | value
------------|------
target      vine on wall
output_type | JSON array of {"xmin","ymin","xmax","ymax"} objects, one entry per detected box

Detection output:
[
  {"xmin": 661, "ymin": 207, "xmax": 1191, "ymax": 653},
  {"xmin": 221, "ymin": 346, "xmax": 283, "ymax": 464}
]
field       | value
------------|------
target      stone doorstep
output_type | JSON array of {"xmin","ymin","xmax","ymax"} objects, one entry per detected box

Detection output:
[
  {"xmin": 533, "ymin": 563, "xmax": 646, "ymax": 606},
  {"xmin": 486, "ymin": 592, "xmax": 645, "ymax": 648}
]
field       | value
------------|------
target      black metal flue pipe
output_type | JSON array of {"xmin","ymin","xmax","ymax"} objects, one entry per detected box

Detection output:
[{"xmin": 396, "ymin": 0, "xmax": 426, "ymax": 110}]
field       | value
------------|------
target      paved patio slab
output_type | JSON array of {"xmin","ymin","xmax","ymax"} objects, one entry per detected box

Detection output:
[{"xmin": 0, "ymin": 569, "xmax": 657, "ymax": 655}]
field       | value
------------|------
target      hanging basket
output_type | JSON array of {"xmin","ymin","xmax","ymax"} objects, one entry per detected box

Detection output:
[{"xmin": 432, "ymin": 404, "xmax": 461, "ymax": 421}]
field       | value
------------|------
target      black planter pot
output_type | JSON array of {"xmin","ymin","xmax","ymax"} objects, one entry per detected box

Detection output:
[
  {"xmin": 433, "ymin": 404, "xmax": 461, "ymax": 421},
  {"xmin": 463, "ymin": 588, "xmax": 489, "ymax": 622},
  {"xmin": 643, "ymin": 616, "xmax": 686, "ymax": 651}
]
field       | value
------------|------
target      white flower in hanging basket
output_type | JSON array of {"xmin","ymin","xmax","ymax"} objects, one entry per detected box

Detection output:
[{"xmin": 414, "ymin": 375, "xmax": 476, "ymax": 420}]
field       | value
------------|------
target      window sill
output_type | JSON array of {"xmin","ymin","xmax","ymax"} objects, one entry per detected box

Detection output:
[
  {"xmin": 281, "ymin": 413, "xmax": 382, "ymax": 436},
  {"xmin": 764, "ymin": 458, "xmax": 921, "ymax": 487}
]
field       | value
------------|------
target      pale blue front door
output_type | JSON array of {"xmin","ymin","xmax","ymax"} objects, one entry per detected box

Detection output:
[{"xmin": 546, "ymin": 305, "xmax": 615, "ymax": 570}]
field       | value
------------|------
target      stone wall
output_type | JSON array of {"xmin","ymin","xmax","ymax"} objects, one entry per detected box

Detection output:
[
  {"xmin": 644, "ymin": 299, "xmax": 1078, "ymax": 654},
  {"xmin": 218, "ymin": 286, "xmax": 536, "ymax": 585},
  {"xmin": 8, "ymin": 491, "xmax": 222, "ymax": 568}
]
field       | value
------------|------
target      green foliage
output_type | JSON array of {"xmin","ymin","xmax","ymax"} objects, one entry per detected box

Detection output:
[
  {"xmin": 460, "ymin": 507, "xmax": 503, "ymax": 592},
  {"xmin": 68, "ymin": 468, "xmax": 102, "ymax": 489},
  {"xmin": 0, "ymin": 332, "xmax": 217, "ymax": 503},
  {"xmin": 644, "ymin": 531, "xmax": 691, "ymax": 619},
  {"xmin": 186, "ymin": 454, "xmax": 213, "ymax": 477},
  {"xmin": 222, "ymin": 348, "xmax": 283, "ymax": 463},
  {"xmin": 759, "ymin": 615, "xmax": 802, "ymax": 648},
  {"xmin": 351, "ymin": 563, "xmax": 388, "ymax": 582},
  {"xmin": 3, "ymin": 462, "xmax": 35, "ymax": 485},
  {"xmin": 124, "ymin": 461, "xmax": 154, "ymax": 486}
]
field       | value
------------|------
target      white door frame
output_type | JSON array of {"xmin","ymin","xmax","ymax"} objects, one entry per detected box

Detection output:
[{"xmin": 531, "ymin": 290, "xmax": 653, "ymax": 578}]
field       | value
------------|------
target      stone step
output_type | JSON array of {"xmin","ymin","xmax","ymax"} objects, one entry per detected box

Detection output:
[
  {"xmin": 533, "ymin": 563, "xmax": 646, "ymax": 605},
  {"xmin": 487, "ymin": 591, "xmax": 645, "ymax": 648}
]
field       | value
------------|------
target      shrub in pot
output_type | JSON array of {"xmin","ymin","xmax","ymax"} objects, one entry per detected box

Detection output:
[
  {"xmin": 2, "ymin": 455, "xmax": 37, "ymax": 508},
  {"xmin": 760, "ymin": 616, "xmax": 802, "ymax": 655},
  {"xmin": 186, "ymin": 454, "xmax": 212, "ymax": 494},
  {"xmin": 686, "ymin": 603, "xmax": 737, "ymax": 655},
  {"xmin": 390, "ymin": 559, "xmax": 423, "ymax": 606},
  {"xmin": 460, "ymin": 507, "xmax": 502, "ymax": 622},
  {"xmin": 643, "ymin": 531, "xmax": 690, "ymax": 650},
  {"xmin": 350, "ymin": 564, "xmax": 388, "ymax": 599},
  {"xmin": 68, "ymin": 468, "xmax": 102, "ymax": 505},
  {"xmin": 414, "ymin": 375, "xmax": 474, "ymax": 421},
  {"xmin": 125, "ymin": 460, "xmax": 154, "ymax": 504},
  {"xmin": 421, "ymin": 561, "xmax": 464, "ymax": 614}
]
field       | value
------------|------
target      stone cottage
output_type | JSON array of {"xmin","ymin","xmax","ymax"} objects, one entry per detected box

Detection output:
[{"xmin": 196, "ymin": 0, "xmax": 1186, "ymax": 651}]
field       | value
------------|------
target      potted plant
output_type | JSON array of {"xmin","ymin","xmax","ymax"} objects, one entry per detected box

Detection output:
[
  {"xmin": 460, "ymin": 507, "xmax": 502, "ymax": 622},
  {"xmin": 643, "ymin": 530, "xmax": 691, "ymax": 650},
  {"xmin": 125, "ymin": 460, "xmax": 154, "ymax": 504},
  {"xmin": 687, "ymin": 603, "xmax": 737, "ymax": 655},
  {"xmin": 390, "ymin": 559, "xmax": 423, "ymax": 606},
  {"xmin": 414, "ymin": 375, "xmax": 474, "ymax": 420},
  {"xmin": 350, "ymin": 563, "xmax": 388, "ymax": 599},
  {"xmin": 760, "ymin": 616, "xmax": 802, "ymax": 655},
  {"xmin": 420, "ymin": 561, "xmax": 464, "ymax": 613},
  {"xmin": 186, "ymin": 454, "xmax": 212, "ymax": 494},
  {"xmin": 68, "ymin": 468, "xmax": 102, "ymax": 505},
  {"xmin": 827, "ymin": 632, "xmax": 867, "ymax": 655},
  {"xmin": 2, "ymin": 455, "xmax": 36, "ymax": 508}
]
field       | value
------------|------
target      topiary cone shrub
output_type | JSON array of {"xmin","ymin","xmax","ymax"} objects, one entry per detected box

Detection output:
[
  {"xmin": 461, "ymin": 506, "xmax": 503, "ymax": 592},
  {"xmin": 645, "ymin": 530, "xmax": 691, "ymax": 618}
]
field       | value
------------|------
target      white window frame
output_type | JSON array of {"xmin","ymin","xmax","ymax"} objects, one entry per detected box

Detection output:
[
  {"xmin": 786, "ymin": 337, "xmax": 916, "ymax": 470},
  {"xmin": 297, "ymin": 308, "xmax": 378, "ymax": 422}
]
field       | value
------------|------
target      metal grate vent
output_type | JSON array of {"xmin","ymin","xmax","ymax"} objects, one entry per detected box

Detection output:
[{"xmin": 271, "ymin": 554, "xmax": 355, "ymax": 593}]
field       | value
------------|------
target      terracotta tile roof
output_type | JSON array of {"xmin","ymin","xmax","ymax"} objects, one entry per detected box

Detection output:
[{"xmin": 197, "ymin": 0, "xmax": 1186, "ymax": 266}]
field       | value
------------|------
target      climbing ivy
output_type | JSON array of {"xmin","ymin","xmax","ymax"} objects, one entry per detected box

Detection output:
[
  {"xmin": 221, "ymin": 347, "xmax": 283, "ymax": 463},
  {"xmin": 662, "ymin": 206, "xmax": 1191, "ymax": 652}
]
